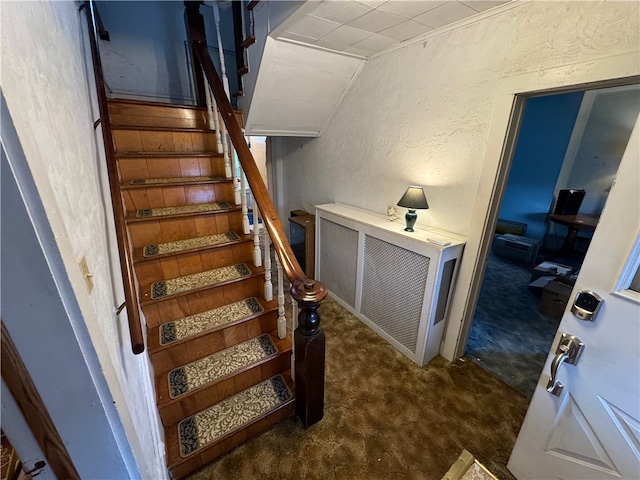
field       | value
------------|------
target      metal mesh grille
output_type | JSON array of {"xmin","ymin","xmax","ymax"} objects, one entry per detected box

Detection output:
[
  {"xmin": 361, "ymin": 235, "xmax": 430, "ymax": 353},
  {"xmin": 319, "ymin": 219, "xmax": 359, "ymax": 307}
]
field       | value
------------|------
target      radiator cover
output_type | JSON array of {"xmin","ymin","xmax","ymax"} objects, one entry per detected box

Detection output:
[
  {"xmin": 318, "ymin": 218, "xmax": 358, "ymax": 308},
  {"xmin": 361, "ymin": 235, "xmax": 429, "ymax": 352},
  {"xmin": 316, "ymin": 204, "xmax": 466, "ymax": 366}
]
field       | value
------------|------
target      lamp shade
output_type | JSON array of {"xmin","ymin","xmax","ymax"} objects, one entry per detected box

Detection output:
[{"xmin": 397, "ymin": 186, "xmax": 429, "ymax": 210}]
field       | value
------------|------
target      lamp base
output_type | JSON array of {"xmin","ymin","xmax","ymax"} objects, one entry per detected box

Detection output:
[{"xmin": 404, "ymin": 209, "xmax": 417, "ymax": 232}]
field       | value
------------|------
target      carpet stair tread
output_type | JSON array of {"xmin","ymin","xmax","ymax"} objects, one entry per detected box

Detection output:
[
  {"xmin": 161, "ymin": 332, "xmax": 291, "ymax": 403},
  {"xmin": 134, "ymin": 231, "xmax": 249, "ymax": 261},
  {"xmin": 126, "ymin": 202, "xmax": 239, "ymax": 223},
  {"xmin": 149, "ymin": 297, "xmax": 276, "ymax": 352},
  {"xmin": 140, "ymin": 263, "xmax": 261, "ymax": 304},
  {"xmin": 167, "ymin": 374, "xmax": 295, "ymax": 471},
  {"xmin": 121, "ymin": 175, "xmax": 230, "ymax": 189}
]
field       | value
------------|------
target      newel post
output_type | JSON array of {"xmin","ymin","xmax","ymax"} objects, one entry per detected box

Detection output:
[{"xmin": 291, "ymin": 279, "xmax": 327, "ymax": 428}]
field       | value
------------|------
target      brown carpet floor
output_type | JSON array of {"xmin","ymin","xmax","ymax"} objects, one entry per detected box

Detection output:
[{"xmin": 187, "ymin": 297, "xmax": 529, "ymax": 480}]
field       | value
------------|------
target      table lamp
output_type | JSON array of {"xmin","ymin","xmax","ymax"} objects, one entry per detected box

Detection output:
[{"xmin": 397, "ymin": 186, "xmax": 429, "ymax": 232}]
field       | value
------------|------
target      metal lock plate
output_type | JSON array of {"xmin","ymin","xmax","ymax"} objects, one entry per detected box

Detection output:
[{"xmin": 571, "ymin": 290, "xmax": 603, "ymax": 321}]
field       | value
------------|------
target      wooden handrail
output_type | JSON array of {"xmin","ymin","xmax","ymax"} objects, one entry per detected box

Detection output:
[
  {"xmin": 82, "ymin": 1, "xmax": 145, "ymax": 354},
  {"xmin": 185, "ymin": 1, "xmax": 327, "ymax": 427},
  {"xmin": 186, "ymin": 8, "xmax": 326, "ymax": 304}
]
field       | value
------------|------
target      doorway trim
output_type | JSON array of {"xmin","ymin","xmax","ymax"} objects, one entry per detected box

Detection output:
[
  {"xmin": 441, "ymin": 51, "xmax": 640, "ymax": 360},
  {"xmin": 1, "ymin": 322, "xmax": 80, "ymax": 479}
]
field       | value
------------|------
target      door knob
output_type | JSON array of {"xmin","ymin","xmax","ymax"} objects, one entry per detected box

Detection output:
[{"xmin": 546, "ymin": 333, "xmax": 585, "ymax": 396}]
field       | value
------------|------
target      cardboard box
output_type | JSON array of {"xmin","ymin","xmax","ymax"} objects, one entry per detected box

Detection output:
[
  {"xmin": 529, "ymin": 261, "xmax": 573, "ymax": 294},
  {"xmin": 530, "ymin": 261, "xmax": 572, "ymax": 282},
  {"xmin": 539, "ymin": 279, "xmax": 574, "ymax": 319}
]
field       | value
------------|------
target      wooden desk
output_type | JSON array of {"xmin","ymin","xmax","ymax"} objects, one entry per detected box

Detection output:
[{"xmin": 548, "ymin": 213, "xmax": 599, "ymax": 253}]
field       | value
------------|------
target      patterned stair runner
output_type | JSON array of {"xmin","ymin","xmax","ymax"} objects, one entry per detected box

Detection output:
[
  {"xmin": 151, "ymin": 263, "xmax": 251, "ymax": 299},
  {"xmin": 178, "ymin": 375, "xmax": 292, "ymax": 457},
  {"xmin": 160, "ymin": 298, "xmax": 264, "ymax": 345},
  {"xmin": 144, "ymin": 231, "xmax": 240, "ymax": 257},
  {"xmin": 130, "ymin": 175, "xmax": 223, "ymax": 185},
  {"xmin": 168, "ymin": 334, "xmax": 277, "ymax": 398},
  {"xmin": 136, "ymin": 202, "xmax": 231, "ymax": 218}
]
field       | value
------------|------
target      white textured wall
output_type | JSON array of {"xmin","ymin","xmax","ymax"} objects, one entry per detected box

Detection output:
[
  {"xmin": 1, "ymin": 2, "xmax": 165, "ymax": 478},
  {"xmin": 279, "ymin": 1, "xmax": 638, "ymax": 234},
  {"xmin": 276, "ymin": 1, "xmax": 639, "ymax": 356}
]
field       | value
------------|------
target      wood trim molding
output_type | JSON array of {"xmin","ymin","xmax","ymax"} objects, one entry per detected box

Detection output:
[
  {"xmin": 1, "ymin": 321, "xmax": 81, "ymax": 479},
  {"xmin": 82, "ymin": 1, "xmax": 145, "ymax": 354}
]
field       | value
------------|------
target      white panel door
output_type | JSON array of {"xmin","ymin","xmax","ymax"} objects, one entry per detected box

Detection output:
[{"xmin": 508, "ymin": 117, "xmax": 640, "ymax": 480}]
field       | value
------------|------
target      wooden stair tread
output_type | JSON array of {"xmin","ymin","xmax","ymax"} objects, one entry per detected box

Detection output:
[
  {"xmin": 140, "ymin": 263, "xmax": 263, "ymax": 304},
  {"xmin": 166, "ymin": 374, "xmax": 295, "ymax": 474},
  {"xmin": 121, "ymin": 175, "xmax": 231, "ymax": 190},
  {"xmin": 126, "ymin": 202, "xmax": 239, "ymax": 223},
  {"xmin": 161, "ymin": 332, "xmax": 291, "ymax": 404},
  {"xmin": 116, "ymin": 151, "xmax": 222, "ymax": 158},
  {"xmin": 111, "ymin": 125, "xmax": 215, "ymax": 133},
  {"xmin": 134, "ymin": 231, "xmax": 250, "ymax": 262},
  {"xmin": 108, "ymin": 98, "xmax": 207, "ymax": 111}
]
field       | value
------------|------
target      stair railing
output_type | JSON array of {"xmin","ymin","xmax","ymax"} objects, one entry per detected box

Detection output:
[
  {"xmin": 184, "ymin": 1, "xmax": 327, "ymax": 427},
  {"xmin": 82, "ymin": 0, "xmax": 144, "ymax": 354}
]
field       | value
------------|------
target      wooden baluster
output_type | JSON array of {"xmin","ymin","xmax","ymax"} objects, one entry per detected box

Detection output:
[
  {"xmin": 205, "ymin": 84, "xmax": 225, "ymax": 175},
  {"xmin": 211, "ymin": 2, "xmax": 237, "ymax": 188},
  {"xmin": 263, "ymin": 230, "xmax": 273, "ymax": 301},
  {"xmin": 212, "ymin": 3, "xmax": 231, "ymax": 102},
  {"xmin": 291, "ymin": 280, "xmax": 326, "ymax": 428},
  {"xmin": 241, "ymin": 170, "xmax": 249, "ymax": 234},
  {"xmin": 234, "ymin": 161, "xmax": 241, "ymax": 205},
  {"xmin": 220, "ymin": 121, "xmax": 232, "ymax": 179},
  {"xmin": 210, "ymin": 88, "xmax": 224, "ymax": 155},
  {"xmin": 253, "ymin": 203, "xmax": 262, "ymax": 267},
  {"xmin": 204, "ymin": 78, "xmax": 215, "ymax": 130},
  {"xmin": 275, "ymin": 255, "xmax": 286, "ymax": 339}
]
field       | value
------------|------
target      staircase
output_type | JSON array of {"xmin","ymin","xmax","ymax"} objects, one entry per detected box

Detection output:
[{"xmin": 109, "ymin": 99, "xmax": 295, "ymax": 478}]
